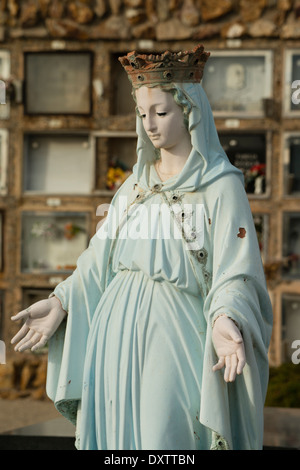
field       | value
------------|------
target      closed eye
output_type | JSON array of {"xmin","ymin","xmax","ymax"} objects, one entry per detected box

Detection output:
[{"xmin": 157, "ymin": 112, "xmax": 167, "ymax": 116}]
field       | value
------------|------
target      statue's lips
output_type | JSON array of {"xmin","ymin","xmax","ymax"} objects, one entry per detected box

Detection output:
[{"xmin": 148, "ymin": 134, "xmax": 160, "ymax": 140}]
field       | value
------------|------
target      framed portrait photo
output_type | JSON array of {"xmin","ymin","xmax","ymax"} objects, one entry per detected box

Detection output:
[
  {"xmin": 24, "ymin": 51, "xmax": 93, "ymax": 115},
  {"xmin": 202, "ymin": 50, "xmax": 273, "ymax": 117}
]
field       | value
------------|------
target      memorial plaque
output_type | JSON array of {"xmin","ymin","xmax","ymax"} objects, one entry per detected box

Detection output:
[
  {"xmin": 220, "ymin": 132, "xmax": 267, "ymax": 195},
  {"xmin": 25, "ymin": 52, "xmax": 93, "ymax": 115},
  {"xmin": 202, "ymin": 51, "xmax": 273, "ymax": 117},
  {"xmin": 23, "ymin": 133, "xmax": 94, "ymax": 194},
  {"xmin": 21, "ymin": 212, "xmax": 89, "ymax": 273}
]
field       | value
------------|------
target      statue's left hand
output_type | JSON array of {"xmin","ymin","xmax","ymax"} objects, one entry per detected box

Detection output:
[{"xmin": 212, "ymin": 315, "xmax": 246, "ymax": 382}]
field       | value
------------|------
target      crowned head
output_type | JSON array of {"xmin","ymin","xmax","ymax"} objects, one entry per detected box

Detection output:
[{"xmin": 118, "ymin": 44, "xmax": 210, "ymax": 89}]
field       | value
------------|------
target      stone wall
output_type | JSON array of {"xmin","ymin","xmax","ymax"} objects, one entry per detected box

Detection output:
[{"xmin": 0, "ymin": 0, "xmax": 300, "ymax": 42}]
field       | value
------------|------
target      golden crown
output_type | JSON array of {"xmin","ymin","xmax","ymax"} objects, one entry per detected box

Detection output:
[{"xmin": 118, "ymin": 44, "xmax": 210, "ymax": 88}]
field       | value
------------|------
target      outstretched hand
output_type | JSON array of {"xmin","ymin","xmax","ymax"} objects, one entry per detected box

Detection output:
[
  {"xmin": 212, "ymin": 315, "xmax": 246, "ymax": 382},
  {"xmin": 11, "ymin": 297, "xmax": 67, "ymax": 353}
]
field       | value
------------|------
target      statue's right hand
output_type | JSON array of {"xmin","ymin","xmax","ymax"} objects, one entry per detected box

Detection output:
[{"xmin": 11, "ymin": 296, "xmax": 67, "ymax": 353}]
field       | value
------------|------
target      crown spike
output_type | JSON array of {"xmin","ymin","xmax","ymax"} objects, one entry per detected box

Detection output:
[{"xmin": 119, "ymin": 44, "xmax": 210, "ymax": 88}]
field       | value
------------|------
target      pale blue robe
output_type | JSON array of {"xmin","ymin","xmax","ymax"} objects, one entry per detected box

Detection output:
[{"xmin": 46, "ymin": 83, "xmax": 273, "ymax": 450}]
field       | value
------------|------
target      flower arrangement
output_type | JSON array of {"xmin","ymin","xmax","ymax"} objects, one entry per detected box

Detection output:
[
  {"xmin": 30, "ymin": 222, "xmax": 59, "ymax": 239},
  {"xmin": 31, "ymin": 221, "xmax": 85, "ymax": 240},
  {"xmin": 64, "ymin": 222, "xmax": 85, "ymax": 240},
  {"xmin": 106, "ymin": 163, "xmax": 131, "ymax": 191},
  {"xmin": 245, "ymin": 163, "xmax": 266, "ymax": 194}
]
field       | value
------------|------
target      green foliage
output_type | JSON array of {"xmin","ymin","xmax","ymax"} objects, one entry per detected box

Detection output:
[{"xmin": 265, "ymin": 363, "xmax": 300, "ymax": 408}]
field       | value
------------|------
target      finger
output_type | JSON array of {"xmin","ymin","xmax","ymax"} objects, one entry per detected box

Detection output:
[
  {"xmin": 31, "ymin": 334, "xmax": 48, "ymax": 352},
  {"xmin": 11, "ymin": 309, "xmax": 30, "ymax": 322},
  {"xmin": 18, "ymin": 331, "xmax": 42, "ymax": 353},
  {"xmin": 14, "ymin": 329, "xmax": 36, "ymax": 352},
  {"xmin": 229, "ymin": 354, "xmax": 237, "ymax": 382},
  {"xmin": 231, "ymin": 330, "xmax": 243, "ymax": 344},
  {"xmin": 224, "ymin": 356, "xmax": 231, "ymax": 382},
  {"xmin": 212, "ymin": 356, "xmax": 225, "ymax": 372},
  {"xmin": 11, "ymin": 323, "xmax": 30, "ymax": 345},
  {"xmin": 237, "ymin": 346, "xmax": 246, "ymax": 374}
]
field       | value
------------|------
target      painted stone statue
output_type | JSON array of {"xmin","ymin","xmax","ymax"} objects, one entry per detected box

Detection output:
[{"xmin": 11, "ymin": 45, "xmax": 273, "ymax": 450}]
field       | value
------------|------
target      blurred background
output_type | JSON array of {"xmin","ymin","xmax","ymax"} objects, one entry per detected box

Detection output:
[{"xmin": 0, "ymin": 0, "xmax": 299, "ymax": 450}]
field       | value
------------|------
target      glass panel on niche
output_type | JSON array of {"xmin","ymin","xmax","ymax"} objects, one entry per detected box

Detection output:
[
  {"xmin": 283, "ymin": 134, "xmax": 300, "ymax": 195},
  {"xmin": 23, "ymin": 133, "xmax": 94, "ymax": 194},
  {"xmin": 219, "ymin": 132, "xmax": 267, "ymax": 195},
  {"xmin": 282, "ymin": 213, "xmax": 300, "ymax": 278},
  {"xmin": 110, "ymin": 53, "xmax": 136, "ymax": 115},
  {"xmin": 25, "ymin": 52, "xmax": 92, "ymax": 114},
  {"xmin": 202, "ymin": 51, "xmax": 272, "ymax": 117},
  {"xmin": 281, "ymin": 294, "xmax": 300, "ymax": 362},
  {"xmin": 21, "ymin": 212, "xmax": 89, "ymax": 273}
]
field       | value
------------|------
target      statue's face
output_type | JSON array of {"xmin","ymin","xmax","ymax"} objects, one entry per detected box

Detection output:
[{"xmin": 135, "ymin": 86, "xmax": 189, "ymax": 150}]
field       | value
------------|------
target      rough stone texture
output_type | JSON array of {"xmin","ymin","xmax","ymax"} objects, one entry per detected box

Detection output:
[
  {"xmin": 156, "ymin": 17, "xmax": 194, "ymax": 40},
  {"xmin": 240, "ymin": 0, "xmax": 267, "ymax": 22},
  {"xmin": 132, "ymin": 19, "xmax": 155, "ymax": 38},
  {"xmin": 89, "ymin": 14, "xmax": 131, "ymax": 39},
  {"xmin": 200, "ymin": 0, "xmax": 233, "ymax": 22},
  {"xmin": 48, "ymin": 0, "xmax": 64, "ymax": 19},
  {"xmin": 221, "ymin": 20, "xmax": 247, "ymax": 38},
  {"xmin": 20, "ymin": 1, "xmax": 40, "ymax": 28},
  {"xmin": 248, "ymin": 18, "xmax": 277, "ymax": 37},
  {"xmin": 0, "ymin": 0, "xmax": 296, "ymax": 39},
  {"xmin": 181, "ymin": 0, "xmax": 201, "ymax": 27},
  {"xmin": 45, "ymin": 17, "xmax": 89, "ymax": 39},
  {"xmin": 94, "ymin": 0, "xmax": 107, "ymax": 17},
  {"xmin": 125, "ymin": 7, "xmax": 147, "ymax": 25},
  {"xmin": 68, "ymin": 1, "xmax": 94, "ymax": 24}
]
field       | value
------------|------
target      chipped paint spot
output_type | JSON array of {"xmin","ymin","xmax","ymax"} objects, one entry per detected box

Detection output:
[
  {"xmin": 208, "ymin": 218, "xmax": 211, "ymax": 225},
  {"xmin": 237, "ymin": 227, "xmax": 246, "ymax": 238}
]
